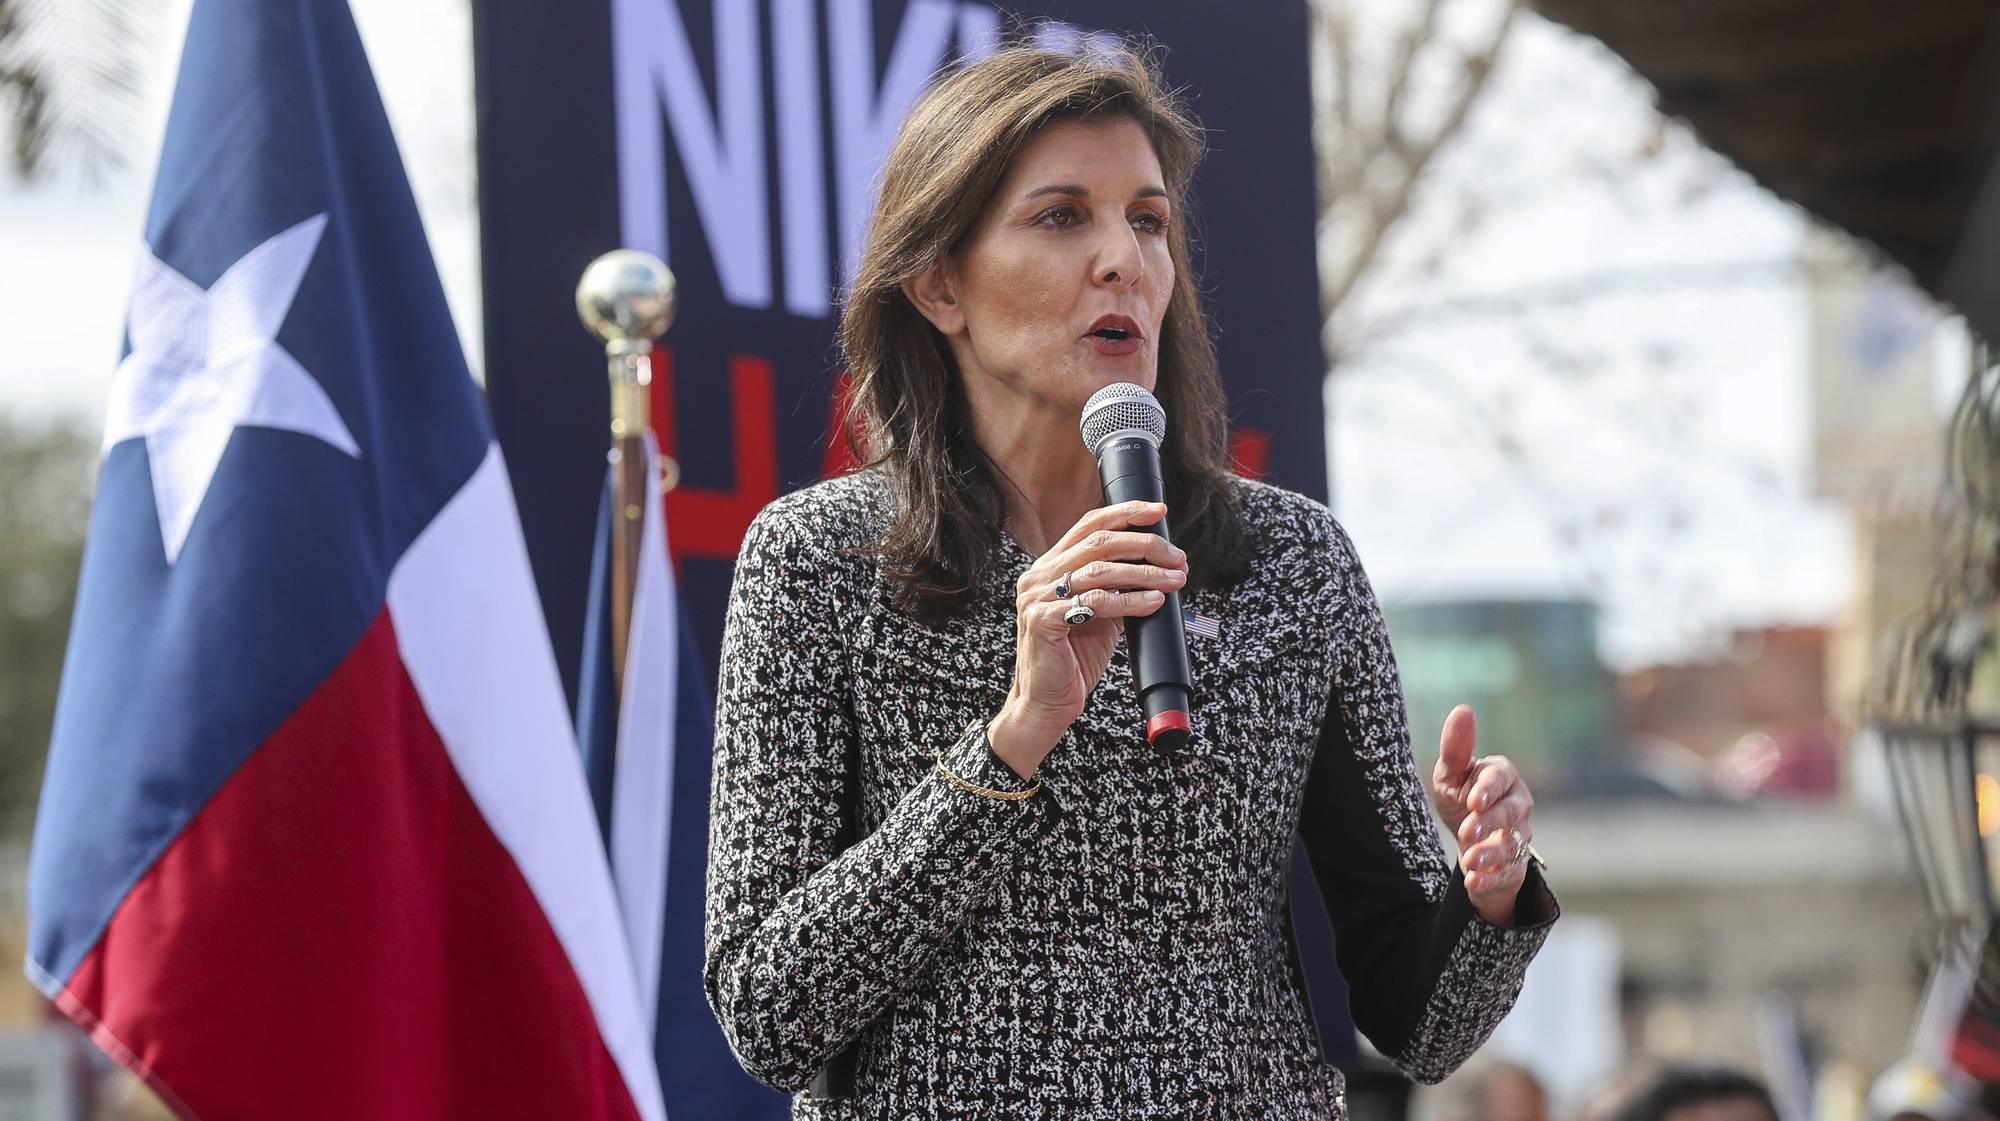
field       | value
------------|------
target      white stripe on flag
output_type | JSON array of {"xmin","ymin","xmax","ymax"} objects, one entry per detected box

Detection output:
[
  {"xmin": 386, "ymin": 443, "xmax": 667, "ymax": 1121},
  {"xmin": 611, "ymin": 436, "xmax": 676, "ymax": 1029}
]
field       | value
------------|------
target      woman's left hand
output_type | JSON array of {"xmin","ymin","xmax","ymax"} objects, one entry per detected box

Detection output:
[{"xmin": 1428, "ymin": 704, "xmax": 1534, "ymax": 926}]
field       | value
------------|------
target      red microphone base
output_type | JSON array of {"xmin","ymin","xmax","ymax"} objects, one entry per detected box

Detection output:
[{"xmin": 1146, "ymin": 709, "xmax": 1192, "ymax": 752}]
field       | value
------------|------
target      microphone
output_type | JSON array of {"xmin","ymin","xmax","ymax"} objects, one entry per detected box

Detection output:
[{"xmin": 1080, "ymin": 382, "xmax": 1193, "ymax": 752}]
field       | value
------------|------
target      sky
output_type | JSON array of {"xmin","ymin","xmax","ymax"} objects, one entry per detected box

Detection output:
[{"xmin": 0, "ymin": 0, "xmax": 1960, "ymax": 673}]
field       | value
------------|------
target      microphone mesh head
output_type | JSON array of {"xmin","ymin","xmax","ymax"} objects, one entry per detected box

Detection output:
[{"xmin": 1080, "ymin": 382, "xmax": 1166, "ymax": 455}]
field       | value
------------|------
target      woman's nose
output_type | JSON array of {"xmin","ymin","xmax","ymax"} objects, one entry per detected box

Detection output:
[{"xmin": 1094, "ymin": 227, "xmax": 1143, "ymax": 288}]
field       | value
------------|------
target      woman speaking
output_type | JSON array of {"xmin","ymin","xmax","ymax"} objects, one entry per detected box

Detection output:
[{"xmin": 704, "ymin": 40, "xmax": 1558, "ymax": 1119}]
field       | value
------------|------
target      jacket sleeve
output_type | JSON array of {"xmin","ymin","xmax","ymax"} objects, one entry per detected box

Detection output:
[
  {"xmin": 702, "ymin": 500, "xmax": 1061, "ymax": 1091},
  {"xmin": 1296, "ymin": 517, "xmax": 1557, "ymax": 1085}
]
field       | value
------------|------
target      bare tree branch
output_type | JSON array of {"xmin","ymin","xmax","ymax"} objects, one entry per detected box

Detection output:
[
  {"xmin": 1314, "ymin": 1, "xmax": 1361, "ymax": 216},
  {"xmin": 1380, "ymin": 0, "xmax": 1444, "ymax": 152},
  {"xmin": 1316, "ymin": 0, "xmax": 1522, "ymax": 354},
  {"xmin": 0, "ymin": 0, "xmax": 148, "ymax": 181}
]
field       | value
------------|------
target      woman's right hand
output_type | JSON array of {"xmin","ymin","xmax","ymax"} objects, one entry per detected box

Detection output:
[{"xmin": 986, "ymin": 500, "xmax": 1189, "ymax": 778}]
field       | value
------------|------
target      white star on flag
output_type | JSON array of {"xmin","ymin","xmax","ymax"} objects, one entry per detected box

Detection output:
[{"xmin": 103, "ymin": 212, "xmax": 361, "ymax": 564}]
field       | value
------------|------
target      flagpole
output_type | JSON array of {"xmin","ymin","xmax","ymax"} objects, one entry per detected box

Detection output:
[{"xmin": 577, "ymin": 250, "xmax": 679, "ymax": 689}]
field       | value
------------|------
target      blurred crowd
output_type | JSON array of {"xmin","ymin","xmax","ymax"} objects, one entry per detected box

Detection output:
[{"xmin": 1403, "ymin": 1058, "xmax": 1984, "ymax": 1121}]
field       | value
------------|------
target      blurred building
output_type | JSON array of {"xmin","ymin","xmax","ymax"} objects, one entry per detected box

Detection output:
[
  {"xmin": 1618, "ymin": 625, "xmax": 1841, "ymax": 799},
  {"xmin": 1802, "ymin": 232, "xmax": 1957, "ymax": 743},
  {"xmin": 1385, "ymin": 599, "xmax": 1616, "ymax": 780}
]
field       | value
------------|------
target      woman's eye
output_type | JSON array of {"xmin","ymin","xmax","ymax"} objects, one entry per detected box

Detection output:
[
  {"xmin": 1036, "ymin": 205, "xmax": 1080, "ymax": 228},
  {"xmin": 1132, "ymin": 212, "xmax": 1169, "ymax": 235}
]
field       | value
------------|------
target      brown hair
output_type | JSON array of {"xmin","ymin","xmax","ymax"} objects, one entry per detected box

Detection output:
[{"xmin": 839, "ymin": 39, "xmax": 1250, "ymax": 623}]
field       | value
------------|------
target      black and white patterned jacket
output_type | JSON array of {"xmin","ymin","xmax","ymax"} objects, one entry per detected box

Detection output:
[{"xmin": 705, "ymin": 468, "xmax": 1558, "ymax": 1119}]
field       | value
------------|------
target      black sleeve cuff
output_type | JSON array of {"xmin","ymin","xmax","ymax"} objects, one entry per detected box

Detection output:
[{"xmin": 1507, "ymin": 862, "xmax": 1559, "ymax": 929}]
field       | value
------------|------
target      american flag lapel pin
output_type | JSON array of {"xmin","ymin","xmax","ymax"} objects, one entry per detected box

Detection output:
[{"xmin": 1184, "ymin": 610, "xmax": 1221, "ymax": 641}]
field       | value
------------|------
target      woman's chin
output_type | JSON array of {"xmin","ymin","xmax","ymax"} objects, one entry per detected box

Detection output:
[{"xmin": 1080, "ymin": 361, "xmax": 1157, "ymax": 395}]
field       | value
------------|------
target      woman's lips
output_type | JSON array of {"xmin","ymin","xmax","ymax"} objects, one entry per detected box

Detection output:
[{"xmin": 1085, "ymin": 315, "xmax": 1143, "ymax": 356}]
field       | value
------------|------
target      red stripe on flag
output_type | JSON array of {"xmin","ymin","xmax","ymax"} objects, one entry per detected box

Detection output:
[{"xmin": 55, "ymin": 610, "xmax": 645, "ymax": 1121}]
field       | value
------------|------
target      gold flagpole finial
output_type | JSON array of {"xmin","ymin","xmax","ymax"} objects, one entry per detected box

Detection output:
[{"xmin": 576, "ymin": 249, "xmax": 679, "ymax": 688}]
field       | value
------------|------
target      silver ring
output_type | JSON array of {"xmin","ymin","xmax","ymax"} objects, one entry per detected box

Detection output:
[
  {"xmin": 1063, "ymin": 597, "xmax": 1095, "ymax": 626},
  {"xmin": 1054, "ymin": 570, "xmax": 1074, "ymax": 599},
  {"xmin": 1509, "ymin": 829, "xmax": 1531, "ymax": 866}
]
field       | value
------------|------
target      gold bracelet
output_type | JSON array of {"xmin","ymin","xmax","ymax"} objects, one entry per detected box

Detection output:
[{"xmin": 935, "ymin": 748, "xmax": 1041, "ymax": 801}]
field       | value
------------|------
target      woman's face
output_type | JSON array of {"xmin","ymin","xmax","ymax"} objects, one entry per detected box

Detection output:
[{"xmin": 913, "ymin": 115, "xmax": 1176, "ymax": 416}]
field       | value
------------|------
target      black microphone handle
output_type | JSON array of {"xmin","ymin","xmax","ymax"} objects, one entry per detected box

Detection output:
[{"xmin": 1096, "ymin": 436, "xmax": 1193, "ymax": 751}]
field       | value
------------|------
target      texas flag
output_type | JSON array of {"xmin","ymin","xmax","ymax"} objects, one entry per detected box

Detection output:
[{"xmin": 25, "ymin": 0, "xmax": 665, "ymax": 1117}]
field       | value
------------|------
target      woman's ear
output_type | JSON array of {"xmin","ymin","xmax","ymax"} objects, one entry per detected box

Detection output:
[{"xmin": 901, "ymin": 259, "xmax": 965, "ymax": 337}]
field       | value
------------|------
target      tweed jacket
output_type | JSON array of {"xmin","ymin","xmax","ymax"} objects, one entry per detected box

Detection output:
[{"xmin": 705, "ymin": 468, "xmax": 1558, "ymax": 1119}]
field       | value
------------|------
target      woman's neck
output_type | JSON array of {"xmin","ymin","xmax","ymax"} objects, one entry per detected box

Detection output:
[{"xmin": 965, "ymin": 391, "xmax": 1103, "ymax": 557}]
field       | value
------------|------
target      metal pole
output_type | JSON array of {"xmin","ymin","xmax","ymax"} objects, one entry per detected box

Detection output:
[
  {"xmin": 577, "ymin": 250, "xmax": 678, "ymax": 691},
  {"xmin": 1885, "ymin": 730, "xmax": 1949, "ymax": 919},
  {"xmin": 1966, "ymin": 724, "xmax": 1995, "ymax": 924}
]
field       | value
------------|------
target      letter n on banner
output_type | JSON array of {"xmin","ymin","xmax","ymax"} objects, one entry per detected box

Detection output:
[{"xmin": 648, "ymin": 347, "xmax": 778, "ymax": 563}]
